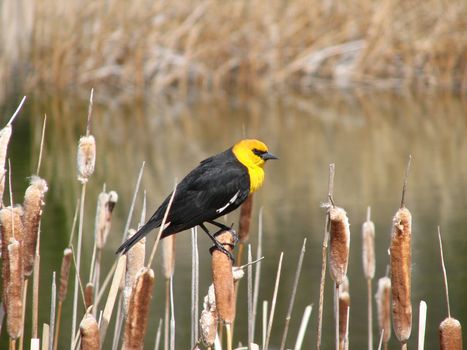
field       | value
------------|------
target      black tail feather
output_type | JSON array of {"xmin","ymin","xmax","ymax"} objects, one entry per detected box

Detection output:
[{"xmin": 116, "ymin": 222, "xmax": 155, "ymax": 254}]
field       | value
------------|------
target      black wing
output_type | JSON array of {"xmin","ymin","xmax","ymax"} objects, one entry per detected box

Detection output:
[{"xmin": 116, "ymin": 152, "xmax": 249, "ymax": 254}]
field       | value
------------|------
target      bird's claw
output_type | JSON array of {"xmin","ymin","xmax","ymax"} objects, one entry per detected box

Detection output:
[{"xmin": 209, "ymin": 242, "xmax": 235, "ymax": 264}]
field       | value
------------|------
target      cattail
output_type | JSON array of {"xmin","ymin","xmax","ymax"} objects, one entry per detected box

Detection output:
[
  {"xmin": 85, "ymin": 283, "xmax": 94, "ymax": 310},
  {"xmin": 123, "ymin": 267, "xmax": 155, "ymax": 350},
  {"xmin": 77, "ymin": 135, "xmax": 96, "ymax": 184},
  {"xmin": 123, "ymin": 229, "xmax": 145, "ymax": 315},
  {"xmin": 362, "ymin": 208, "xmax": 375, "ymax": 280},
  {"xmin": 199, "ymin": 284, "xmax": 218, "ymax": 347},
  {"xmin": 162, "ymin": 235, "xmax": 176, "ymax": 280},
  {"xmin": 0, "ymin": 206, "xmax": 24, "ymax": 307},
  {"xmin": 338, "ymin": 276, "xmax": 350, "ymax": 350},
  {"xmin": 95, "ymin": 191, "xmax": 118, "ymax": 250},
  {"xmin": 439, "ymin": 317, "xmax": 462, "ymax": 349},
  {"xmin": 7, "ymin": 239, "xmax": 24, "ymax": 339},
  {"xmin": 238, "ymin": 194, "xmax": 254, "ymax": 243},
  {"xmin": 329, "ymin": 206, "xmax": 350, "ymax": 285},
  {"xmin": 80, "ymin": 313, "xmax": 100, "ymax": 350},
  {"xmin": 58, "ymin": 248, "xmax": 72, "ymax": 301},
  {"xmin": 211, "ymin": 230, "xmax": 236, "ymax": 324},
  {"xmin": 22, "ymin": 176, "xmax": 48, "ymax": 276},
  {"xmin": 0, "ymin": 124, "xmax": 12, "ymax": 205},
  {"xmin": 390, "ymin": 207, "xmax": 412, "ymax": 344},
  {"xmin": 376, "ymin": 276, "xmax": 391, "ymax": 345}
]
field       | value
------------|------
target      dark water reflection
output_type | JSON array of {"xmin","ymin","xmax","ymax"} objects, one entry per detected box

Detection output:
[{"xmin": 1, "ymin": 91, "xmax": 466, "ymax": 349}]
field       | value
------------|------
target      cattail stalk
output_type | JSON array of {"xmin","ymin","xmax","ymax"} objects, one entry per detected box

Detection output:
[
  {"xmin": 294, "ymin": 305, "xmax": 313, "ymax": 350},
  {"xmin": 251, "ymin": 208, "xmax": 263, "ymax": 342},
  {"xmin": 438, "ymin": 227, "xmax": 463, "ymax": 350},
  {"xmin": 122, "ymin": 268, "xmax": 155, "ymax": 350},
  {"xmin": 80, "ymin": 313, "xmax": 100, "ymax": 350},
  {"xmin": 264, "ymin": 252, "xmax": 284, "ymax": 350},
  {"xmin": 376, "ymin": 276, "xmax": 391, "ymax": 349},
  {"xmin": 363, "ymin": 206, "xmax": 375, "ymax": 350},
  {"xmin": 317, "ymin": 163, "xmax": 335, "ymax": 350},
  {"xmin": 22, "ymin": 176, "xmax": 48, "ymax": 277},
  {"xmin": 339, "ymin": 278, "xmax": 350, "ymax": 350},
  {"xmin": 191, "ymin": 228, "xmax": 199, "ymax": 348},
  {"xmin": 54, "ymin": 248, "xmax": 72, "ymax": 350},
  {"xmin": 390, "ymin": 207, "xmax": 412, "ymax": 344},
  {"xmin": 99, "ymin": 254, "xmax": 126, "ymax": 344},
  {"xmin": 49, "ymin": 272, "xmax": 56, "ymax": 350},
  {"xmin": 418, "ymin": 300, "xmax": 427, "ymax": 350},
  {"xmin": 162, "ymin": 235, "xmax": 175, "ymax": 350},
  {"xmin": 280, "ymin": 239, "xmax": 307, "ymax": 350},
  {"xmin": 7, "ymin": 239, "xmax": 24, "ymax": 340},
  {"xmin": 0, "ymin": 96, "xmax": 26, "ymax": 206},
  {"xmin": 72, "ymin": 89, "xmax": 96, "ymax": 349}
]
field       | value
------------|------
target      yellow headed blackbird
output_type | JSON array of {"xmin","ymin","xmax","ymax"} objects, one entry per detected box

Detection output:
[{"xmin": 116, "ymin": 139, "xmax": 277, "ymax": 255}]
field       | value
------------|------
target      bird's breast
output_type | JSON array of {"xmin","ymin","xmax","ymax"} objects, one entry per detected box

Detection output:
[{"xmin": 247, "ymin": 165, "xmax": 265, "ymax": 193}]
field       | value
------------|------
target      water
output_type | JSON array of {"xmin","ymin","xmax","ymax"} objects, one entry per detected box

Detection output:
[{"xmin": 1, "ymin": 91, "xmax": 466, "ymax": 349}]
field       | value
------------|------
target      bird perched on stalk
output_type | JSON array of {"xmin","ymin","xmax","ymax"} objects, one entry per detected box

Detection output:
[{"xmin": 116, "ymin": 139, "xmax": 277, "ymax": 259}]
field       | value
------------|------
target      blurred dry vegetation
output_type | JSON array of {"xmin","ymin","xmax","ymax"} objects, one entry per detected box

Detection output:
[{"xmin": 1, "ymin": 0, "xmax": 466, "ymax": 103}]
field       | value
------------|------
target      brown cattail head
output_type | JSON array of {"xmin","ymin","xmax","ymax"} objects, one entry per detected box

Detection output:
[
  {"xmin": 77, "ymin": 135, "xmax": 96, "ymax": 184},
  {"xmin": 58, "ymin": 248, "xmax": 73, "ymax": 302},
  {"xmin": 339, "ymin": 291, "xmax": 350, "ymax": 346},
  {"xmin": 6, "ymin": 238, "xmax": 24, "ymax": 339},
  {"xmin": 95, "ymin": 190, "xmax": 118, "ymax": 250},
  {"xmin": 390, "ymin": 207, "xmax": 412, "ymax": 343},
  {"xmin": 161, "ymin": 235, "xmax": 176, "ymax": 280},
  {"xmin": 211, "ymin": 230, "xmax": 236, "ymax": 324},
  {"xmin": 123, "ymin": 229, "xmax": 146, "ymax": 315},
  {"xmin": 200, "ymin": 284, "xmax": 218, "ymax": 346},
  {"xmin": 79, "ymin": 313, "xmax": 100, "ymax": 350},
  {"xmin": 1, "ymin": 206, "xmax": 24, "ymax": 306},
  {"xmin": 22, "ymin": 176, "xmax": 48, "ymax": 276},
  {"xmin": 123, "ymin": 267, "xmax": 155, "ymax": 350},
  {"xmin": 376, "ymin": 276, "xmax": 392, "ymax": 343},
  {"xmin": 85, "ymin": 282, "xmax": 94, "ymax": 310},
  {"xmin": 329, "ymin": 206, "xmax": 350, "ymax": 285},
  {"xmin": 238, "ymin": 194, "xmax": 254, "ymax": 243},
  {"xmin": 362, "ymin": 215, "xmax": 375, "ymax": 280},
  {"xmin": 0, "ymin": 125, "xmax": 12, "ymax": 205},
  {"xmin": 439, "ymin": 317, "xmax": 462, "ymax": 350}
]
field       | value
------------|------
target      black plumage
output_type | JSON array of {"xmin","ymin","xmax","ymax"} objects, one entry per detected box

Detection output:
[{"xmin": 116, "ymin": 147, "xmax": 250, "ymax": 254}]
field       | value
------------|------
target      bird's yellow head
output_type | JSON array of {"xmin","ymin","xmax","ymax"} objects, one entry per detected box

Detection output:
[{"xmin": 232, "ymin": 139, "xmax": 277, "ymax": 192}]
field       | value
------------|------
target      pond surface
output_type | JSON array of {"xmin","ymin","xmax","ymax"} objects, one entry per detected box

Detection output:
[{"xmin": 1, "ymin": 91, "xmax": 466, "ymax": 349}]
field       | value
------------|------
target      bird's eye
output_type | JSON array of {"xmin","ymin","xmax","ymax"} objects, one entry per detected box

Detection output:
[{"xmin": 252, "ymin": 148, "xmax": 265, "ymax": 157}]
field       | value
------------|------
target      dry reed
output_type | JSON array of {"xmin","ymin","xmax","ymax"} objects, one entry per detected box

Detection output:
[
  {"xmin": 6, "ymin": 239, "xmax": 24, "ymax": 340},
  {"xmin": 161, "ymin": 235, "xmax": 175, "ymax": 350},
  {"xmin": 80, "ymin": 313, "xmax": 100, "ymax": 350},
  {"xmin": 22, "ymin": 176, "xmax": 48, "ymax": 276},
  {"xmin": 122, "ymin": 267, "xmax": 155, "ymax": 350},
  {"xmin": 123, "ymin": 229, "xmax": 146, "ymax": 315},
  {"xmin": 362, "ymin": 206, "xmax": 375, "ymax": 350},
  {"xmin": 390, "ymin": 207, "xmax": 412, "ymax": 344},
  {"xmin": 376, "ymin": 276, "xmax": 391, "ymax": 348}
]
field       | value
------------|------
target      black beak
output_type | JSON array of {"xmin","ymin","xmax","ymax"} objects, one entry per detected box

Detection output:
[{"xmin": 262, "ymin": 152, "xmax": 279, "ymax": 161}]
